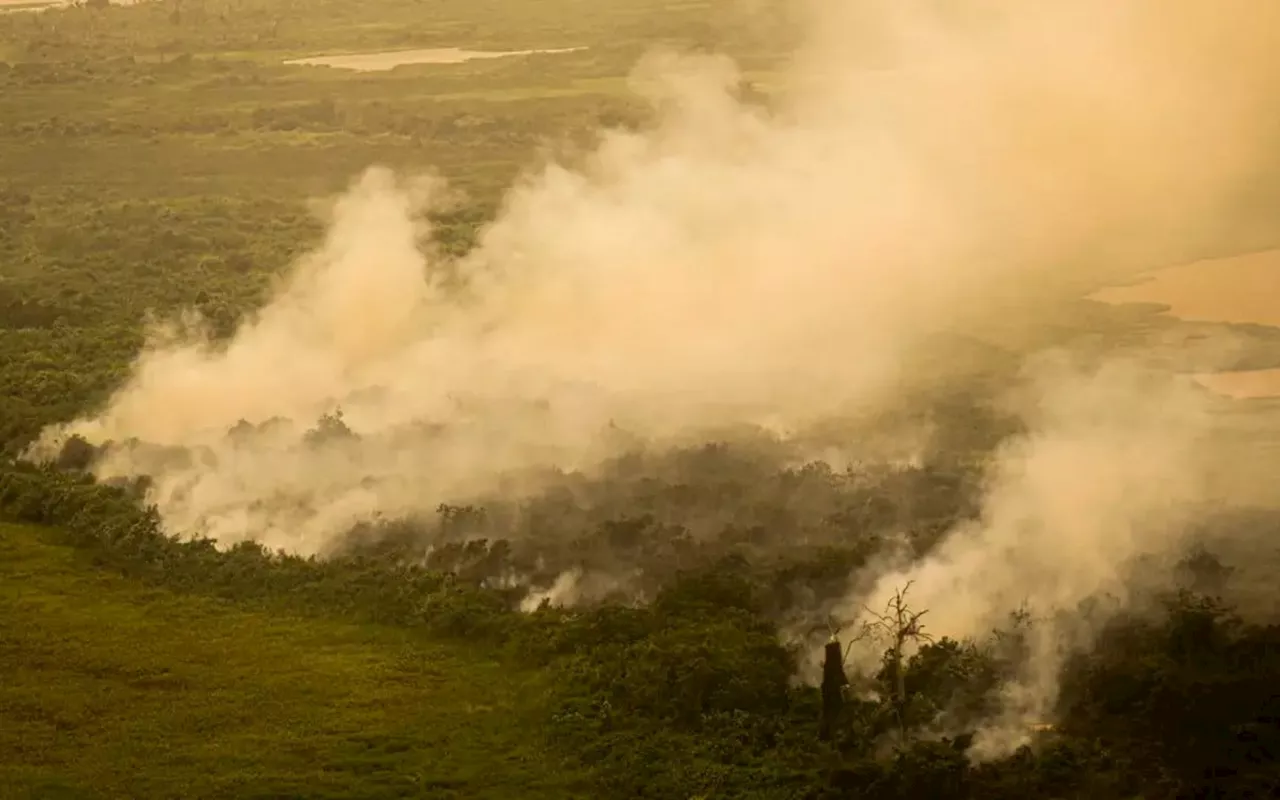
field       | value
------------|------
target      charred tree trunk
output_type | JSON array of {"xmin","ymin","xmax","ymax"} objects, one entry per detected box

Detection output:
[{"xmin": 819, "ymin": 638, "xmax": 849, "ymax": 741}]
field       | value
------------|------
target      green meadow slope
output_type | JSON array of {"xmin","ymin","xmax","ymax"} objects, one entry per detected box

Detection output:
[{"xmin": 0, "ymin": 523, "xmax": 588, "ymax": 800}]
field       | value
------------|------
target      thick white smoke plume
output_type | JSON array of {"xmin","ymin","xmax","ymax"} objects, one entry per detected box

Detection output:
[
  {"xmin": 858, "ymin": 357, "xmax": 1212, "ymax": 638},
  {"xmin": 31, "ymin": 1, "xmax": 1280, "ymax": 741},
  {"xmin": 831, "ymin": 355, "xmax": 1219, "ymax": 755}
]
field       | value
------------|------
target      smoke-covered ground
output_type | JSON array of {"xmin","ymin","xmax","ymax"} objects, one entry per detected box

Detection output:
[{"xmin": 28, "ymin": 0, "xmax": 1280, "ymax": 756}]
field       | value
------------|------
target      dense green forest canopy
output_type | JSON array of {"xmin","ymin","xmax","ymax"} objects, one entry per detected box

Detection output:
[{"xmin": 2, "ymin": 2, "xmax": 1279, "ymax": 798}]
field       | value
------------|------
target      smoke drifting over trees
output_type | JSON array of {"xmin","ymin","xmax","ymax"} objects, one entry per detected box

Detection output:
[{"xmin": 25, "ymin": 0, "xmax": 1280, "ymax": 762}]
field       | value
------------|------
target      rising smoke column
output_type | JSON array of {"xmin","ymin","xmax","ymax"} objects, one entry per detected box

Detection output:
[
  {"xmin": 833, "ymin": 354, "xmax": 1219, "ymax": 755},
  {"xmin": 36, "ymin": 0, "xmax": 1280, "ymax": 562}
]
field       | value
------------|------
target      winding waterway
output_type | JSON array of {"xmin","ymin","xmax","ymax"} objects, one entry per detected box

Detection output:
[
  {"xmin": 1090, "ymin": 249, "xmax": 1280, "ymax": 398},
  {"xmin": 284, "ymin": 47, "xmax": 585, "ymax": 72}
]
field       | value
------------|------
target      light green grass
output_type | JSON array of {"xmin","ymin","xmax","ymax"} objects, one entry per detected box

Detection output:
[{"xmin": 0, "ymin": 523, "xmax": 589, "ymax": 800}]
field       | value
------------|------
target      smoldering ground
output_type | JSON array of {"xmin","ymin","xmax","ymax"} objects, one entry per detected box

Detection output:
[{"xmin": 28, "ymin": 0, "xmax": 1280, "ymax": 756}]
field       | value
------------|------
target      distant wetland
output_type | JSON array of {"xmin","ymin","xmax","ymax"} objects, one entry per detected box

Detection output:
[
  {"xmin": 1091, "ymin": 249, "xmax": 1280, "ymax": 397},
  {"xmin": 284, "ymin": 46, "xmax": 585, "ymax": 72}
]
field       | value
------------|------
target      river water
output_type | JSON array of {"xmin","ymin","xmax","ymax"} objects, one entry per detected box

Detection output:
[
  {"xmin": 1090, "ymin": 249, "xmax": 1280, "ymax": 398},
  {"xmin": 284, "ymin": 47, "xmax": 584, "ymax": 72}
]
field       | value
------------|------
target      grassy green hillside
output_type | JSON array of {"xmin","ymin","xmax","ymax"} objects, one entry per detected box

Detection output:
[{"xmin": 0, "ymin": 522, "xmax": 587, "ymax": 799}]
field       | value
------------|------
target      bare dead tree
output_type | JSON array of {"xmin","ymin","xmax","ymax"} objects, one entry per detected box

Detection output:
[{"xmin": 861, "ymin": 581, "xmax": 933, "ymax": 745}]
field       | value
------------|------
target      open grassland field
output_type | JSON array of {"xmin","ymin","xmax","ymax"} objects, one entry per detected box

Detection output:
[
  {"xmin": 0, "ymin": 523, "xmax": 587, "ymax": 800},
  {"xmin": 2, "ymin": 2, "xmax": 1280, "ymax": 799}
]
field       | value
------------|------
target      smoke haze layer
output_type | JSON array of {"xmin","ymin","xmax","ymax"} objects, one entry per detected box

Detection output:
[
  {"xmin": 828, "ymin": 355, "xmax": 1221, "ymax": 754},
  {"xmin": 36, "ymin": 0, "xmax": 1280, "ymax": 576}
]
